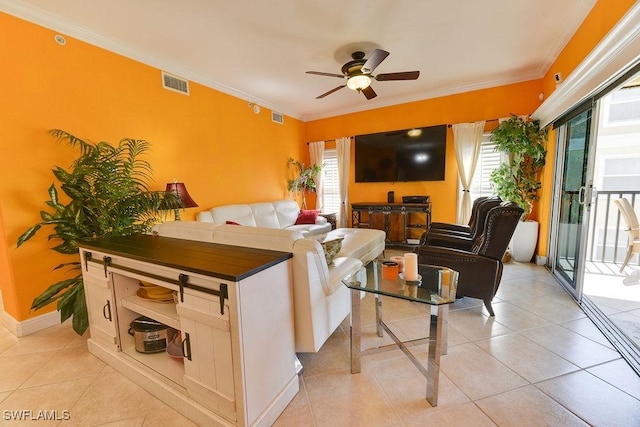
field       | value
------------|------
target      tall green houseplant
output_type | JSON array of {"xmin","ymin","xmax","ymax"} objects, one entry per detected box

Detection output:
[
  {"xmin": 17, "ymin": 130, "xmax": 177, "ymax": 335},
  {"xmin": 287, "ymin": 157, "xmax": 322, "ymax": 210},
  {"xmin": 490, "ymin": 115, "xmax": 547, "ymax": 219}
]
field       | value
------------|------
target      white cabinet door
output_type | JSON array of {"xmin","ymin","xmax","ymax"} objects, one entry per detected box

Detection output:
[
  {"xmin": 178, "ymin": 287, "xmax": 236, "ymax": 422},
  {"xmin": 83, "ymin": 261, "xmax": 117, "ymax": 346}
]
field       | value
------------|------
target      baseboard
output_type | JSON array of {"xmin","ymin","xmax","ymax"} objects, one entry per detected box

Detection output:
[{"xmin": 1, "ymin": 310, "xmax": 60, "ymax": 337}]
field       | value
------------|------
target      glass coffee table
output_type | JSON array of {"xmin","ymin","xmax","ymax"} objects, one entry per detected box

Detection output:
[{"xmin": 342, "ymin": 260, "xmax": 458, "ymax": 406}]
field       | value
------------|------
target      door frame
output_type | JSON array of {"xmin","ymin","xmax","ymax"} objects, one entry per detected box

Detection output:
[{"xmin": 548, "ymin": 104, "xmax": 600, "ymax": 300}]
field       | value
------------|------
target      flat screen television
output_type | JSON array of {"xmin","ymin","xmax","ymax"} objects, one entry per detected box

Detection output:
[{"xmin": 354, "ymin": 124, "xmax": 447, "ymax": 182}]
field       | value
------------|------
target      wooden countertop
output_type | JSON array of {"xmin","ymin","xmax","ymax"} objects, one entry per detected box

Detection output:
[{"xmin": 79, "ymin": 234, "xmax": 292, "ymax": 282}]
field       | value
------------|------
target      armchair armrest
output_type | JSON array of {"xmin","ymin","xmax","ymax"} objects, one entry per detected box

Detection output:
[
  {"xmin": 423, "ymin": 232, "xmax": 475, "ymax": 251},
  {"xmin": 430, "ymin": 222, "xmax": 470, "ymax": 234},
  {"xmin": 315, "ymin": 216, "xmax": 328, "ymax": 225}
]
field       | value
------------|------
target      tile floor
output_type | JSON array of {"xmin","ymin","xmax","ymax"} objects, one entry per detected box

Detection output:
[
  {"xmin": 1, "ymin": 258, "xmax": 640, "ymax": 426},
  {"xmin": 584, "ymin": 261, "xmax": 640, "ymax": 353}
]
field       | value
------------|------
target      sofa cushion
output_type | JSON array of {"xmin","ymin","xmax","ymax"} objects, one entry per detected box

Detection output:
[
  {"xmin": 273, "ymin": 200, "xmax": 301, "ymax": 228},
  {"xmin": 249, "ymin": 202, "xmax": 282, "ymax": 228},
  {"xmin": 329, "ymin": 228, "xmax": 386, "ymax": 264},
  {"xmin": 209, "ymin": 204, "xmax": 258, "ymax": 226},
  {"xmin": 212, "ymin": 224, "xmax": 303, "ymax": 252},
  {"xmin": 295, "ymin": 210, "xmax": 319, "ymax": 225},
  {"xmin": 285, "ymin": 223, "xmax": 331, "ymax": 236},
  {"xmin": 151, "ymin": 221, "xmax": 219, "ymax": 242}
]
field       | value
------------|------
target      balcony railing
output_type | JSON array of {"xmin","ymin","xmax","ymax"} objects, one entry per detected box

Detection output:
[{"xmin": 587, "ymin": 190, "xmax": 639, "ymax": 265}]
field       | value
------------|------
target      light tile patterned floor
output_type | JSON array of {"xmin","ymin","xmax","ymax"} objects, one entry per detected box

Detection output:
[{"xmin": 1, "ymin": 257, "xmax": 640, "ymax": 426}]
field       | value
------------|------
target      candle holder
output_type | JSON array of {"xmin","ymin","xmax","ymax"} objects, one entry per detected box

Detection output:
[{"xmin": 398, "ymin": 273, "xmax": 422, "ymax": 287}]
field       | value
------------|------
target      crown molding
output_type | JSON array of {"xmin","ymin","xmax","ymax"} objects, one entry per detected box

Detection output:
[
  {"xmin": 533, "ymin": 2, "xmax": 640, "ymax": 127},
  {"xmin": 534, "ymin": 0, "xmax": 598, "ymax": 78}
]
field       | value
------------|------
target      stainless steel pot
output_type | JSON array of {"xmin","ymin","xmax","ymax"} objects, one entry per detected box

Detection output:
[{"xmin": 128, "ymin": 316, "xmax": 168, "ymax": 354}]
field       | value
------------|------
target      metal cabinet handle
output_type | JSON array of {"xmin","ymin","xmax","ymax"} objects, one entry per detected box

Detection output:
[
  {"xmin": 102, "ymin": 300, "xmax": 112, "ymax": 321},
  {"xmin": 182, "ymin": 332, "xmax": 192, "ymax": 361}
]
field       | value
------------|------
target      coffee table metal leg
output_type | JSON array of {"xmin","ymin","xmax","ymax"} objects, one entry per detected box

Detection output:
[
  {"xmin": 350, "ymin": 288, "xmax": 362, "ymax": 374},
  {"xmin": 375, "ymin": 294, "xmax": 383, "ymax": 337},
  {"xmin": 426, "ymin": 304, "xmax": 445, "ymax": 406},
  {"xmin": 372, "ymin": 260, "xmax": 384, "ymax": 338}
]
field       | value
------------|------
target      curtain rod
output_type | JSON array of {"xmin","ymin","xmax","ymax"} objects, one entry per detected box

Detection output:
[
  {"xmin": 306, "ymin": 136, "xmax": 353, "ymax": 145},
  {"xmin": 447, "ymin": 118, "xmax": 500, "ymax": 128}
]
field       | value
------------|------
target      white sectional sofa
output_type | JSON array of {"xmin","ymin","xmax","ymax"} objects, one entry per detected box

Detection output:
[
  {"xmin": 151, "ymin": 221, "xmax": 385, "ymax": 352},
  {"xmin": 196, "ymin": 200, "xmax": 331, "ymax": 237}
]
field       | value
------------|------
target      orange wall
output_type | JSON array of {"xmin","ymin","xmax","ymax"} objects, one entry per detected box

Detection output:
[
  {"xmin": 0, "ymin": 13, "xmax": 305, "ymax": 321},
  {"xmin": 305, "ymin": 80, "xmax": 544, "ymax": 224},
  {"xmin": 1, "ymin": 0, "xmax": 634, "ymax": 323}
]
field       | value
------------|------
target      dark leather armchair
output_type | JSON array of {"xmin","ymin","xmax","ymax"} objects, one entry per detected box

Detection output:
[
  {"xmin": 429, "ymin": 196, "xmax": 488, "ymax": 234},
  {"xmin": 420, "ymin": 196, "xmax": 503, "ymax": 251},
  {"xmin": 415, "ymin": 201, "xmax": 524, "ymax": 316}
]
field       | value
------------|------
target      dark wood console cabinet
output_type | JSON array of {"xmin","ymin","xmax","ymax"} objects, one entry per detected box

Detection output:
[{"xmin": 351, "ymin": 202, "xmax": 431, "ymax": 247}]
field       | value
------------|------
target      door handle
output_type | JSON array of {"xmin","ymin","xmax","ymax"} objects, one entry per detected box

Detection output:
[
  {"xmin": 102, "ymin": 300, "xmax": 112, "ymax": 321},
  {"xmin": 182, "ymin": 332, "xmax": 192, "ymax": 361},
  {"xmin": 578, "ymin": 186, "xmax": 586, "ymax": 205}
]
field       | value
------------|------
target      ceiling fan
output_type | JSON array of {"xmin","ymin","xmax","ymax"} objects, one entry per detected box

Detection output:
[{"xmin": 306, "ymin": 49, "xmax": 420, "ymax": 100}]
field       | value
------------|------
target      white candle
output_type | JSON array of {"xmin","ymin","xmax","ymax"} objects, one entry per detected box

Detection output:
[{"xmin": 404, "ymin": 253, "xmax": 418, "ymax": 281}]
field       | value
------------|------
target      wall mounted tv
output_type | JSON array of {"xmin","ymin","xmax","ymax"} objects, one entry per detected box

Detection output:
[{"xmin": 354, "ymin": 124, "xmax": 447, "ymax": 183}]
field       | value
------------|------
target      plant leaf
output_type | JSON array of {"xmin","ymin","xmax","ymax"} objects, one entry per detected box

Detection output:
[
  {"xmin": 30, "ymin": 277, "xmax": 80, "ymax": 311},
  {"xmin": 17, "ymin": 224, "xmax": 41, "ymax": 247}
]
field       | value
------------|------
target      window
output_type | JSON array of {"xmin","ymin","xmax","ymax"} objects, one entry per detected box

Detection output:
[
  {"xmin": 597, "ymin": 155, "xmax": 640, "ymax": 191},
  {"xmin": 321, "ymin": 149, "xmax": 340, "ymax": 214},
  {"xmin": 468, "ymin": 134, "xmax": 501, "ymax": 201},
  {"xmin": 603, "ymin": 84, "xmax": 640, "ymax": 126}
]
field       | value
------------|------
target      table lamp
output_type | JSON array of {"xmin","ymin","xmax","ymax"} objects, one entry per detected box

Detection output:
[{"xmin": 165, "ymin": 181, "xmax": 198, "ymax": 220}]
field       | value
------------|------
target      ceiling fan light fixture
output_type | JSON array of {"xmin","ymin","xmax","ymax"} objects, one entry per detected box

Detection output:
[{"xmin": 347, "ymin": 74, "xmax": 371, "ymax": 91}]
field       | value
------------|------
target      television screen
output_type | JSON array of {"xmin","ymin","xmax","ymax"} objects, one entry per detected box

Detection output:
[{"xmin": 354, "ymin": 125, "xmax": 447, "ymax": 182}]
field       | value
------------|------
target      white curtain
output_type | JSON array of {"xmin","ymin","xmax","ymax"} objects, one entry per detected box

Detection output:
[
  {"xmin": 308, "ymin": 141, "xmax": 325, "ymax": 211},
  {"xmin": 452, "ymin": 121, "xmax": 485, "ymax": 224},
  {"xmin": 336, "ymin": 137, "xmax": 351, "ymax": 228}
]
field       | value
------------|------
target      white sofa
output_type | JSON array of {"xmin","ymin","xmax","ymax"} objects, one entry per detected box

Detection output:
[
  {"xmin": 196, "ymin": 200, "xmax": 331, "ymax": 237},
  {"xmin": 151, "ymin": 221, "xmax": 385, "ymax": 352}
]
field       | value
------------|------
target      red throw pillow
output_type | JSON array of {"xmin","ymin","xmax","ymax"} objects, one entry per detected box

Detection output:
[
  {"xmin": 295, "ymin": 210, "xmax": 319, "ymax": 225},
  {"xmin": 226, "ymin": 220, "xmax": 241, "ymax": 225}
]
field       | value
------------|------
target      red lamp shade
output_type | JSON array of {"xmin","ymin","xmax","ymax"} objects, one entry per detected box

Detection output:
[
  {"xmin": 165, "ymin": 182, "xmax": 198, "ymax": 208},
  {"xmin": 165, "ymin": 182, "xmax": 198, "ymax": 220}
]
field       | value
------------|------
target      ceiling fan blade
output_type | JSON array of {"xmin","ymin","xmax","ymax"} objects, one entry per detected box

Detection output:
[
  {"xmin": 374, "ymin": 71, "xmax": 420, "ymax": 81},
  {"xmin": 316, "ymin": 85, "xmax": 346, "ymax": 99},
  {"xmin": 362, "ymin": 85, "xmax": 377, "ymax": 100},
  {"xmin": 306, "ymin": 71, "xmax": 345, "ymax": 79},
  {"xmin": 361, "ymin": 49, "xmax": 390, "ymax": 74}
]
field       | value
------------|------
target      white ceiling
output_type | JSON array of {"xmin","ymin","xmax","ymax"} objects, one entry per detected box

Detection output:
[{"xmin": 2, "ymin": 0, "xmax": 597, "ymax": 121}]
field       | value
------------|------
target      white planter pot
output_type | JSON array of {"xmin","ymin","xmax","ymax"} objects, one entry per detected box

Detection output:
[{"xmin": 509, "ymin": 220, "xmax": 539, "ymax": 263}]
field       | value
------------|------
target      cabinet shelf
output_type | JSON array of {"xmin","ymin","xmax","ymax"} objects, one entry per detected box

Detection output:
[
  {"xmin": 122, "ymin": 344, "xmax": 185, "ymax": 386},
  {"xmin": 121, "ymin": 295, "xmax": 180, "ymax": 330}
]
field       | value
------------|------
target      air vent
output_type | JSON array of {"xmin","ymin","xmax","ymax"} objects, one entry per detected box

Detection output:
[
  {"xmin": 272, "ymin": 111, "xmax": 284, "ymax": 124},
  {"xmin": 161, "ymin": 71, "xmax": 189, "ymax": 95}
]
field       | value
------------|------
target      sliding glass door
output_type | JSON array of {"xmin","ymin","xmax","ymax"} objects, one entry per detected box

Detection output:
[{"xmin": 550, "ymin": 109, "xmax": 597, "ymax": 298}]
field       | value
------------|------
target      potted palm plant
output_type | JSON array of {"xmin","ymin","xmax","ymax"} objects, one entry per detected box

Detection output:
[
  {"xmin": 287, "ymin": 157, "xmax": 322, "ymax": 210},
  {"xmin": 490, "ymin": 114, "xmax": 547, "ymax": 262},
  {"xmin": 17, "ymin": 129, "xmax": 177, "ymax": 335}
]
